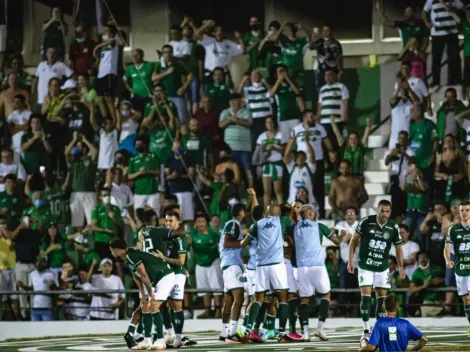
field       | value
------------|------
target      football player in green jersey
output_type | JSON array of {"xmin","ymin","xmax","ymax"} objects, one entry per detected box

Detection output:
[
  {"xmin": 348, "ymin": 199, "xmax": 405, "ymax": 347},
  {"xmin": 110, "ymin": 239, "xmax": 174, "ymax": 351},
  {"xmin": 445, "ymin": 201, "xmax": 470, "ymax": 337}
]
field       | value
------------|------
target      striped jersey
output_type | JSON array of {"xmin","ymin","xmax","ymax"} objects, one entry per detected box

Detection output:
[
  {"xmin": 294, "ymin": 219, "xmax": 332, "ymax": 267},
  {"xmin": 243, "ymin": 83, "xmax": 272, "ymax": 119},
  {"xmin": 318, "ymin": 82, "xmax": 349, "ymax": 124},
  {"xmin": 423, "ymin": 0, "xmax": 463, "ymax": 36},
  {"xmin": 461, "ymin": 119, "xmax": 470, "ymax": 161},
  {"xmin": 248, "ymin": 216, "xmax": 284, "ymax": 266}
]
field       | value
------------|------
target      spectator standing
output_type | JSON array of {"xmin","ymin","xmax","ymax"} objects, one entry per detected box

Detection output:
[
  {"xmin": 390, "ymin": 224, "xmax": 420, "ymax": 280},
  {"xmin": 69, "ymin": 24, "xmax": 97, "ymax": 76},
  {"xmin": 91, "ymin": 187, "xmax": 122, "ymax": 260},
  {"xmin": 193, "ymin": 96, "xmax": 222, "ymax": 151},
  {"xmin": 419, "ymin": 202, "xmax": 447, "ymax": 268},
  {"xmin": 72, "ymin": 0, "xmax": 105, "ymax": 41},
  {"xmin": 7, "ymin": 94, "xmax": 32, "ymax": 164},
  {"xmin": 39, "ymin": 223, "xmax": 66, "ymax": 276},
  {"xmin": 128, "ymin": 136, "xmax": 161, "ymax": 215},
  {"xmin": 6, "ymin": 55, "xmax": 32, "ymax": 91},
  {"xmin": 116, "ymin": 101, "xmax": 141, "ymax": 155},
  {"xmin": 219, "ymin": 93, "xmax": 253, "ymax": 188},
  {"xmin": 77, "ymin": 73, "xmax": 98, "ymax": 106},
  {"xmin": 89, "ymin": 258, "xmax": 125, "ymax": 320},
  {"xmin": 42, "ymin": 7, "xmax": 68, "ymax": 62},
  {"xmin": 0, "ymin": 148, "xmax": 26, "ymax": 192},
  {"xmin": 0, "ymin": 174, "xmax": 23, "ymax": 222},
  {"xmin": 181, "ymin": 118, "xmax": 213, "ymax": 170},
  {"xmin": 92, "ymin": 114, "xmax": 118, "ymax": 172},
  {"xmin": 398, "ymin": 38, "xmax": 426, "ymax": 80},
  {"xmin": 269, "ymin": 64, "xmax": 302, "ymax": 143},
  {"xmin": 20, "ymin": 114, "xmax": 52, "ymax": 174},
  {"xmin": 33, "ymin": 48, "xmax": 73, "ymax": 107},
  {"xmin": 316, "ymin": 68, "xmax": 349, "ymax": 143},
  {"xmin": 450, "ymin": 6, "xmax": 470, "ymax": 95},
  {"xmin": 423, "ymin": 0, "xmax": 463, "ymax": 90},
  {"xmin": 240, "ymin": 70, "xmax": 272, "ymax": 148},
  {"xmin": 310, "ymin": 25, "xmax": 343, "ymax": 88},
  {"xmin": 65, "ymin": 132, "xmax": 98, "ymax": 228},
  {"xmin": 436, "ymin": 88, "xmax": 466, "ymax": 146},
  {"xmin": 17, "ymin": 256, "xmax": 58, "ymax": 321},
  {"xmin": 395, "ymin": 62, "xmax": 431, "ymax": 114},
  {"xmin": 123, "ymin": 49, "xmax": 154, "ymax": 113},
  {"xmin": 255, "ymin": 116, "xmax": 285, "ymax": 207},
  {"xmin": 204, "ymin": 67, "xmax": 232, "ymax": 112},
  {"xmin": 153, "ymin": 44, "xmax": 192, "ymax": 124},
  {"xmin": 0, "ymin": 72, "xmax": 31, "ymax": 119},
  {"xmin": 105, "ymin": 168, "xmax": 133, "ymax": 212},
  {"xmin": 243, "ymin": 17, "xmax": 266, "ymax": 72},
  {"xmin": 167, "ymin": 24, "xmax": 192, "ymax": 59}
]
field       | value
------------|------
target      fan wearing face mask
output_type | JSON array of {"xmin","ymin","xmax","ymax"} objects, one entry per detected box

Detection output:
[
  {"xmin": 242, "ymin": 17, "xmax": 266, "ymax": 72},
  {"xmin": 409, "ymin": 251, "xmax": 445, "ymax": 317},
  {"xmin": 22, "ymin": 191, "xmax": 56, "ymax": 233},
  {"xmin": 69, "ymin": 24, "xmax": 97, "ymax": 76}
]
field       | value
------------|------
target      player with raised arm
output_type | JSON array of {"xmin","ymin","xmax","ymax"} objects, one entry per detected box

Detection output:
[
  {"xmin": 445, "ymin": 200, "xmax": 470, "ymax": 338},
  {"xmin": 294, "ymin": 204, "xmax": 342, "ymax": 341},
  {"xmin": 348, "ymin": 199, "xmax": 406, "ymax": 347},
  {"xmin": 240, "ymin": 204, "xmax": 300, "ymax": 343},
  {"xmin": 219, "ymin": 203, "xmax": 248, "ymax": 343},
  {"xmin": 110, "ymin": 239, "xmax": 175, "ymax": 351}
]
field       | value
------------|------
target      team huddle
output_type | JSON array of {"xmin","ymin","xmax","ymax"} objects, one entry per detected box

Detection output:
[{"xmin": 108, "ymin": 197, "xmax": 470, "ymax": 350}]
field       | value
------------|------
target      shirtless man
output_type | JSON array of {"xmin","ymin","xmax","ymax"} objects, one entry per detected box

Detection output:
[
  {"xmin": 329, "ymin": 159, "xmax": 368, "ymax": 223},
  {"xmin": 0, "ymin": 72, "xmax": 30, "ymax": 118}
]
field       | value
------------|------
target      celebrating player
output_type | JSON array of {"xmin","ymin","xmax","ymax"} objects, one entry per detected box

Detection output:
[
  {"xmin": 294, "ymin": 204, "xmax": 342, "ymax": 341},
  {"xmin": 110, "ymin": 239, "xmax": 175, "ymax": 351},
  {"xmin": 219, "ymin": 203, "xmax": 247, "ymax": 343},
  {"xmin": 348, "ymin": 199, "xmax": 405, "ymax": 346},
  {"xmin": 445, "ymin": 201, "xmax": 470, "ymax": 338}
]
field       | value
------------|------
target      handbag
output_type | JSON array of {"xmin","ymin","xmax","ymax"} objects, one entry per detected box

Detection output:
[{"xmin": 251, "ymin": 144, "xmax": 270, "ymax": 166}]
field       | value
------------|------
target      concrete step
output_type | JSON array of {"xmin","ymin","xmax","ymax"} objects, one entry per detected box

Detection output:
[
  {"xmin": 364, "ymin": 171, "xmax": 389, "ymax": 184},
  {"xmin": 367, "ymin": 135, "xmax": 387, "ymax": 148},
  {"xmin": 372, "ymin": 147, "xmax": 389, "ymax": 160},
  {"xmin": 364, "ymin": 183, "xmax": 388, "ymax": 195},
  {"xmin": 365, "ymin": 159, "xmax": 389, "ymax": 171},
  {"xmin": 325, "ymin": 194, "xmax": 391, "ymax": 211}
]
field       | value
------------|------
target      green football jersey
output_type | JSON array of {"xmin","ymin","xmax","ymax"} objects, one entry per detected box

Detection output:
[
  {"xmin": 141, "ymin": 226, "xmax": 172, "ymax": 254},
  {"xmin": 128, "ymin": 152, "xmax": 159, "ymax": 195},
  {"xmin": 126, "ymin": 247, "xmax": 173, "ymax": 284},
  {"xmin": 446, "ymin": 223, "xmax": 470, "ymax": 277},
  {"xmin": 190, "ymin": 227, "xmax": 220, "ymax": 267},
  {"xmin": 356, "ymin": 215, "xmax": 402, "ymax": 272},
  {"xmin": 43, "ymin": 184, "xmax": 69, "ymax": 225},
  {"xmin": 166, "ymin": 235, "xmax": 188, "ymax": 275}
]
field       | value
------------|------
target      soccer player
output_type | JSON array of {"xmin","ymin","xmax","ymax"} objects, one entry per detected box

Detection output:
[
  {"xmin": 360, "ymin": 296, "xmax": 428, "ymax": 352},
  {"xmin": 348, "ymin": 199, "xmax": 406, "ymax": 346},
  {"xmin": 240, "ymin": 204, "xmax": 301, "ymax": 342},
  {"xmin": 294, "ymin": 204, "xmax": 342, "ymax": 341},
  {"xmin": 219, "ymin": 203, "xmax": 247, "ymax": 343},
  {"xmin": 110, "ymin": 239, "xmax": 175, "ymax": 351},
  {"xmin": 445, "ymin": 200, "xmax": 470, "ymax": 337},
  {"xmin": 153, "ymin": 211, "xmax": 187, "ymax": 348}
]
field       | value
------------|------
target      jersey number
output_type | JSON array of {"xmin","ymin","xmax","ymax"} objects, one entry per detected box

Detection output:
[
  {"xmin": 143, "ymin": 239, "xmax": 154, "ymax": 252},
  {"xmin": 50, "ymin": 200, "xmax": 61, "ymax": 216},
  {"xmin": 369, "ymin": 239, "xmax": 386, "ymax": 250},
  {"xmin": 459, "ymin": 243, "xmax": 470, "ymax": 251}
]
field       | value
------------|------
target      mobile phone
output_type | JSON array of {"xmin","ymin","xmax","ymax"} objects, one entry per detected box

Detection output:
[
  {"xmin": 121, "ymin": 208, "xmax": 127, "ymax": 218},
  {"xmin": 40, "ymin": 165, "xmax": 46, "ymax": 173},
  {"xmin": 22, "ymin": 216, "xmax": 29, "ymax": 226},
  {"xmin": 313, "ymin": 27, "xmax": 319, "ymax": 35}
]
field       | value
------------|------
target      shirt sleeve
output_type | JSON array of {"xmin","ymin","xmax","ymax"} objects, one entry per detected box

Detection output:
[
  {"xmin": 355, "ymin": 217, "xmax": 367, "ymax": 236},
  {"xmin": 17, "ymin": 163, "xmax": 27, "ymax": 181},
  {"xmin": 228, "ymin": 40, "xmax": 244, "ymax": 56},
  {"xmin": 341, "ymin": 84, "xmax": 350, "ymax": 100},
  {"xmin": 319, "ymin": 223, "xmax": 333, "ymax": 239},
  {"xmin": 219, "ymin": 109, "xmax": 229, "ymax": 122},
  {"xmin": 117, "ymin": 277, "xmax": 125, "ymax": 299},
  {"xmin": 62, "ymin": 63, "xmax": 74, "ymax": 79},
  {"xmin": 247, "ymin": 223, "xmax": 258, "ymax": 239},
  {"xmin": 123, "ymin": 66, "xmax": 132, "ymax": 80},
  {"xmin": 256, "ymin": 133, "xmax": 264, "ymax": 146},
  {"xmin": 446, "ymin": 227, "xmax": 454, "ymax": 244},
  {"xmin": 392, "ymin": 223, "xmax": 403, "ymax": 245},
  {"xmin": 35, "ymin": 64, "xmax": 41, "ymax": 78},
  {"xmin": 430, "ymin": 121, "xmax": 438, "ymax": 142},
  {"xmin": 367, "ymin": 322, "xmax": 381, "ymax": 347},
  {"xmin": 176, "ymin": 236, "xmax": 187, "ymax": 254},
  {"xmin": 91, "ymin": 209, "xmax": 98, "ymax": 221},
  {"xmin": 423, "ymin": 0, "xmax": 432, "ymax": 12},
  {"xmin": 199, "ymin": 34, "xmax": 215, "ymax": 47},
  {"xmin": 407, "ymin": 321, "xmax": 424, "ymax": 341},
  {"xmin": 224, "ymin": 221, "xmax": 240, "ymax": 238},
  {"xmin": 419, "ymin": 78, "xmax": 429, "ymax": 97},
  {"xmin": 318, "ymin": 124, "xmax": 328, "ymax": 139},
  {"xmin": 410, "ymin": 270, "xmax": 421, "ymax": 284}
]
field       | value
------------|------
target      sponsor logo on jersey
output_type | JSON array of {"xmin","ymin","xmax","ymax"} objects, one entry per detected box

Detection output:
[
  {"xmin": 262, "ymin": 222, "xmax": 275, "ymax": 229},
  {"xmin": 383, "ymin": 232, "xmax": 390, "ymax": 240}
]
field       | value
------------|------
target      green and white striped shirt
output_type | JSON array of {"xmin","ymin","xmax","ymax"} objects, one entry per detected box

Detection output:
[
  {"xmin": 243, "ymin": 84, "xmax": 272, "ymax": 119},
  {"xmin": 423, "ymin": 0, "xmax": 463, "ymax": 36},
  {"xmin": 318, "ymin": 82, "xmax": 349, "ymax": 124}
]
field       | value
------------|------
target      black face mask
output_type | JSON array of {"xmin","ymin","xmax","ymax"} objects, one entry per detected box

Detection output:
[
  {"xmin": 136, "ymin": 146, "xmax": 145, "ymax": 153},
  {"xmin": 250, "ymin": 24, "xmax": 262, "ymax": 31},
  {"xmin": 37, "ymin": 263, "xmax": 48, "ymax": 271}
]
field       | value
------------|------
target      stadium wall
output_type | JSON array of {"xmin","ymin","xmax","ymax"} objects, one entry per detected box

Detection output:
[{"xmin": 1, "ymin": 317, "xmax": 468, "ymax": 341}]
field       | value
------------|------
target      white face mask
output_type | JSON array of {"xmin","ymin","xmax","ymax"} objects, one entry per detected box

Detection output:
[
  {"xmin": 418, "ymin": 261, "xmax": 430, "ymax": 270},
  {"xmin": 102, "ymin": 196, "xmax": 110, "ymax": 204},
  {"xmin": 252, "ymin": 82, "xmax": 261, "ymax": 87},
  {"xmin": 102, "ymin": 34, "xmax": 110, "ymax": 41},
  {"xmin": 228, "ymin": 198, "xmax": 239, "ymax": 207}
]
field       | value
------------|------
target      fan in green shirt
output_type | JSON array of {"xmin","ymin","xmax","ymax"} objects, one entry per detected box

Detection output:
[
  {"xmin": 410, "ymin": 251, "xmax": 445, "ymax": 302},
  {"xmin": 39, "ymin": 223, "xmax": 67, "ymax": 271},
  {"xmin": 181, "ymin": 119, "xmax": 212, "ymax": 167},
  {"xmin": 123, "ymin": 50, "xmax": 154, "ymax": 98},
  {"xmin": 21, "ymin": 116, "xmax": 52, "ymax": 174},
  {"xmin": 203, "ymin": 68, "xmax": 231, "ymax": 111},
  {"xmin": 190, "ymin": 216, "xmax": 221, "ymax": 267},
  {"xmin": 0, "ymin": 174, "xmax": 23, "ymax": 221},
  {"xmin": 91, "ymin": 187, "xmax": 123, "ymax": 245},
  {"xmin": 409, "ymin": 108, "xmax": 438, "ymax": 169},
  {"xmin": 128, "ymin": 137, "xmax": 161, "ymax": 196},
  {"xmin": 42, "ymin": 176, "xmax": 70, "ymax": 227},
  {"xmin": 271, "ymin": 65, "xmax": 302, "ymax": 121},
  {"xmin": 22, "ymin": 191, "xmax": 56, "ymax": 233},
  {"xmin": 243, "ymin": 19, "xmax": 266, "ymax": 71}
]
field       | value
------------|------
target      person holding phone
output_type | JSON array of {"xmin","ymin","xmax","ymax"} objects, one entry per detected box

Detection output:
[{"xmin": 42, "ymin": 7, "xmax": 68, "ymax": 62}]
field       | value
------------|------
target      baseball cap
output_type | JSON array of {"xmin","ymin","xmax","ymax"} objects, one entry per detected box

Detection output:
[
  {"xmin": 61, "ymin": 78, "xmax": 77, "ymax": 90},
  {"xmin": 100, "ymin": 258, "xmax": 113, "ymax": 266}
]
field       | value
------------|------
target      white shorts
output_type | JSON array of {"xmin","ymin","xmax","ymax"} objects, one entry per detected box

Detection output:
[
  {"xmin": 298, "ymin": 266, "xmax": 331, "ymax": 297},
  {"xmin": 358, "ymin": 267, "xmax": 391, "ymax": 289},
  {"xmin": 222, "ymin": 265, "xmax": 244, "ymax": 293},
  {"xmin": 262, "ymin": 164, "xmax": 284, "ymax": 178},
  {"xmin": 152, "ymin": 272, "xmax": 176, "ymax": 301},
  {"xmin": 134, "ymin": 193, "xmax": 160, "ymax": 215},
  {"xmin": 195, "ymin": 259, "xmax": 224, "ymax": 297},
  {"xmin": 0, "ymin": 269, "xmax": 18, "ymax": 302},
  {"xmin": 285, "ymin": 259, "xmax": 298, "ymax": 293},
  {"xmin": 455, "ymin": 274, "xmax": 470, "ymax": 296},
  {"xmin": 175, "ymin": 192, "xmax": 194, "ymax": 221},
  {"xmin": 169, "ymin": 273, "xmax": 186, "ymax": 300},
  {"xmin": 255, "ymin": 263, "xmax": 288, "ymax": 293},
  {"xmin": 0, "ymin": 25, "xmax": 6, "ymax": 52},
  {"xmin": 70, "ymin": 192, "xmax": 97, "ymax": 227},
  {"xmin": 246, "ymin": 268, "xmax": 257, "ymax": 296}
]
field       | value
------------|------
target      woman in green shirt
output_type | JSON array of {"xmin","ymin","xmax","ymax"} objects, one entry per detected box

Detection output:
[
  {"xmin": 77, "ymin": 73, "xmax": 98, "ymax": 106},
  {"xmin": 401, "ymin": 161, "xmax": 429, "ymax": 240},
  {"xmin": 40, "ymin": 223, "xmax": 66, "ymax": 276},
  {"xmin": 331, "ymin": 117, "xmax": 372, "ymax": 179}
]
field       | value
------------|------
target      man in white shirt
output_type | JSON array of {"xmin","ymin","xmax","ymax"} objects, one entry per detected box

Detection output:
[
  {"xmin": 168, "ymin": 24, "xmax": 193, "ymax": 59},
  {"xmin": 7, "ymin": 94, "xmax": 31, "ymax": 163},
  {"xmin": 0, "ymin": 148, "xmax": 26, "ymax": 192},
  {"xmin": 90, "ymin": 258, "xmax": 125, "ymax": 320},
  {"xmin": 96, "ymin": 117, "xmax": 118, "ymax": 170},
  {"xmin": 390, "ymin": 224, "xmax": 420, "ymax": 280},
  {"xmin": 196, "ymin": 22, "xmax": 244, "ymax": 84},
  {"xmin": 105, "ymin": 167, "xmax": 133, "ymax": 211},
  {"xmin": 17, "ymin": 256, "xmax": 58, "ymax": 321},
  {"xmin": 394, "ymin": 61, "xmax": 431, "ymax": 115},
  {"xmin": 33, "ymin": 48, "xmax": 73, "ymax": 106}
]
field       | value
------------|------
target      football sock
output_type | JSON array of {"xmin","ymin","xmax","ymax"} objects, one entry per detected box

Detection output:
[
  {"xmin": 172, "ymin": 310, "xmax": 184, "ymax": 334},
  {"xmin": 266, "ymin": 314, "xmax": 276, "ymax": 331},
  {"xmin": 318, "ymin": 299, "xmax": 330, "ymax": 323},
  {"xmin": 299, "ymin": 302, "xmax": 310, "ymax": 334},
  {"xmin": 142, "ymin": 312, "xmax": 152, "ymax": 338},
  {"xmin": 229, "ymin": 320, "xmax": 238, "ymax": 336},
  {"xmin": 127, "ymin": 323, "xmax": 136, "ymax": 335},
  {"xmin": 221, "ymin": 323, "xmax": 229, "ymax": 338},
  {"xmin": 253, "ymin": 303, "xmax": 267, "ymax": 332},
  {"xmin": 360, "ymin": 295, "xmax": 371, "ymax": 324},
  {"xmin": 163, "ymin": 308, "xmax": 172, "ymax": 330},
  {"xmin": 465, "ymin": 305, "xmax": 470, "ymax": 324},
  {"xmin": 288, "ymin": 298, "xmax": 299, "ymax": 333},
  {"xmin": 376, "ymin": 296, "xmax": 387, "ymax": 319},
  {"xmin": 152, "ymin": 311, "xmax": 164, "ymax": 340},
  {"xmin": 136, "ymin": 320, "xmax": 144, "ymax": 335},
  {"xmin": 278, "ymin": 302, "xmax": 289, "ymax": 333},
  {"xmin": 246, "ymin": 301, "xmax": 261, "ymax": 331}
]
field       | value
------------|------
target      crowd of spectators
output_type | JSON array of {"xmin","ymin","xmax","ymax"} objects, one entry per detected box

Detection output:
[{"xmin": 1, "ymin": 0, "xmax": 470, "ymax": 321}]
